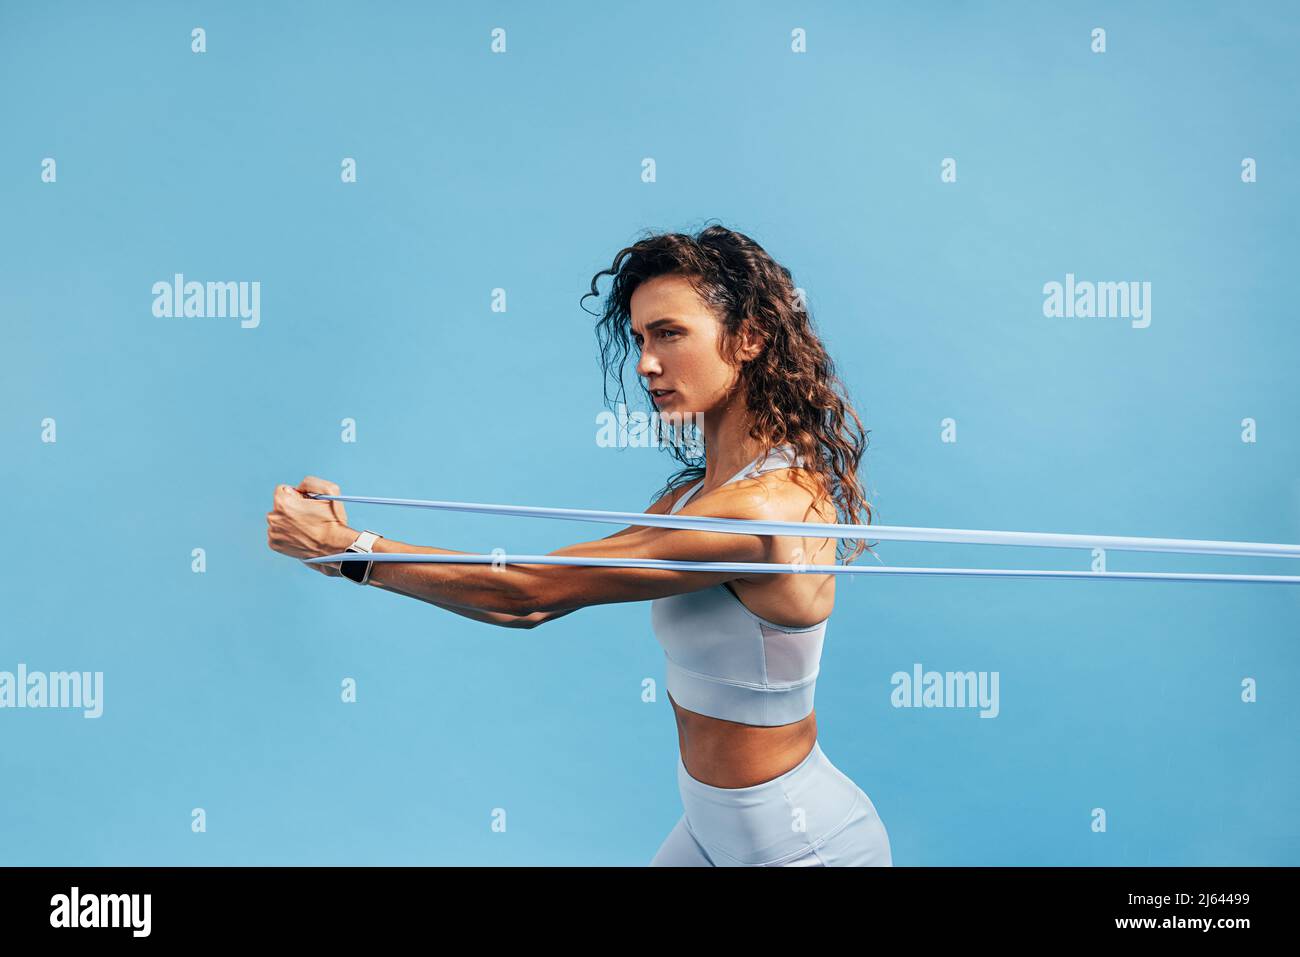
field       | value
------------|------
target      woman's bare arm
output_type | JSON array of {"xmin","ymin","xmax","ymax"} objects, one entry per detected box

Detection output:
[
  {"xmin": 353, "ymin": 492, "xmax": 685, "ymax": 627},
  {"xmin": 305, "ymin": 541, "xmax": 555, "ymax": 628},
  {"xmin": 368, "ymin": 577, "xmax": 572, "ymax": 629},
  {"xmin": 358, "ymin": 475, "xmax": 823, "ymax": 617}
]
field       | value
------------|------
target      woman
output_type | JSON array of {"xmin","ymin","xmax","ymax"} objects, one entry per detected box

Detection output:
[{"xmin": 267, "ymin": 224, "xmax": 892, "ymax": 866}]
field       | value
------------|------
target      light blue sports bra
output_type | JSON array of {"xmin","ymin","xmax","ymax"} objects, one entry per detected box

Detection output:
[{"xmin": 650, "ymin": 444, "xmax": 829, "ymax": 727}]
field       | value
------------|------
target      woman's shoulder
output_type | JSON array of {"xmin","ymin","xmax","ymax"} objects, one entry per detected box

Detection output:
[
  {"xmin": 649, "ymin": 477, "xmax": 704, "ymax": 515},
  {"xmin": 680, "ymin": 466, "xmax": 835, "ymax": 527}
]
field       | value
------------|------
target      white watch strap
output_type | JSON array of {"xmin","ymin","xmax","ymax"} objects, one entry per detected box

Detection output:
[{"xmin": 347, "ymin": 530, "xmax": 381, "ymax": 553}]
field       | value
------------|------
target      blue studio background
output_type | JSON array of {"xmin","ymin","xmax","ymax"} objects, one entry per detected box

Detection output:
[{"xmin": 1, "ymin": 1, "xmax": 1296, "ymax": 866}]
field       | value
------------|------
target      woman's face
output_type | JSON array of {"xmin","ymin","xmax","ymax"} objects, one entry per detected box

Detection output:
[{"xmin": 631, "ymin": 274, "xmax": 749, "ymax": 416}]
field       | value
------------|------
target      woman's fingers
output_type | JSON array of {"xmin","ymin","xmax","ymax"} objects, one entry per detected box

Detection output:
[
  {"xmin": 297, "ymin": 475, "xmax": 340, "ymax": 494},
  {"xmin": 294, "ymin": 476, "xmax": 348, "ymax": 524}
]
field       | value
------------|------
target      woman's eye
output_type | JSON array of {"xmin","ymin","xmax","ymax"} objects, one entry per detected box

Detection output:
[{"xmin": 634, "ymin": 330, "xmax": 678, "ymax": 348}]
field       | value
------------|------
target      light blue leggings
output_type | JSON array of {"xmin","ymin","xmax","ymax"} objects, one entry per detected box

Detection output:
[{"xmin": 650, "ymin": 740, "xmax": 892, "ymax": 866}]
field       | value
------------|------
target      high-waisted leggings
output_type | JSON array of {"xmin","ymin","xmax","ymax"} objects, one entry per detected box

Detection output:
[{"xmin": 650, "ymin": 740, "xmax": 892, "ymax": 866}]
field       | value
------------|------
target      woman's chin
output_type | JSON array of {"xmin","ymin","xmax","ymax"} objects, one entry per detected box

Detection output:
[{"xmin": 656, "ymin": 401, "xmax": 695, "ymax": 417}]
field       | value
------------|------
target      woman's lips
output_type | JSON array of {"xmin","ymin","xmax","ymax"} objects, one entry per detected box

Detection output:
[{"xmin": 652, "ymin": 390, "xmax": 675, "ymax": 404}]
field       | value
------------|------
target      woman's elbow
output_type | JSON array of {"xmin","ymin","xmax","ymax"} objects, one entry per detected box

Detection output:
[
  {"xmin": 516, "ymin": 607, "xmax": 577, "ymax": 629},
  {"xmin": 511, "ymin": 579, "xmax": 578, "ymax": 617}
]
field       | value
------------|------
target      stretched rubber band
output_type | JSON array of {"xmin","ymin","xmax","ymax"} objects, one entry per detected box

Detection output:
[
  {"xmin": 304, "ymin": 493, "xmax": 1300, "ymax": 559},
  {"xmin": 303, "ymin": 552, "xmax": 1300, "ymax": 585}
]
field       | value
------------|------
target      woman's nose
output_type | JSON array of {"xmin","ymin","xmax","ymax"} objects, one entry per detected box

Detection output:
[{"xmin": 636, "ymin": 349, "xmax": 660, "ymax": 377}]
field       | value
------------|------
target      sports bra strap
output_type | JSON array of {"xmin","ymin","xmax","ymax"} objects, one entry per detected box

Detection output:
[{"xmin": 670, "ymin": 444, "xmax": 802, "ymax": 514}]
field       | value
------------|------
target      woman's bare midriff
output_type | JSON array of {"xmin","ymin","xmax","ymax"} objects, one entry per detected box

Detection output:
[{"xmin": 670, "ymin": 691, "xmax": 819, "ymax": 788}]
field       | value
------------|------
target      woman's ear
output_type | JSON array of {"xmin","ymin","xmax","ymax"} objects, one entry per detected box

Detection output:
[{"xmin": 737, "ymin": 321, "xmax": 766, "ymax": 363}]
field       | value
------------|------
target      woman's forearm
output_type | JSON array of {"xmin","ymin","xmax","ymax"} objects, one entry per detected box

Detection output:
[
  {"xmin": 367, "ymin": 578, "xmax": 537, "ymax": 628},
  {"xmin": 359, "ymin": 534, "xmax": 528, "ymax": 615}
]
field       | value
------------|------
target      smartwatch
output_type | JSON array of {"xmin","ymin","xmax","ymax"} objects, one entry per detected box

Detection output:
[{"xmin": 339, "ymin": 530, "xmax": 381, "ymax": 585}]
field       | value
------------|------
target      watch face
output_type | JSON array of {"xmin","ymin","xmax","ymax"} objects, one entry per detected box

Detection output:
[{"xmin": 340, "ymin": 559, "xmax": 368, "ymax": 583}]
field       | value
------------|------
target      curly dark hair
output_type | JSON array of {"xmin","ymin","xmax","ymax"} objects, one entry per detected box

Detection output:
[{"xmin": 580, "ymin": 221, "xmax": 876, "ymax": 564}]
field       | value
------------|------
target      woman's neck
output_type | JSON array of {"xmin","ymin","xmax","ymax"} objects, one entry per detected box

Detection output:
[{"xmin": 697, "ymin": 401, "xmax": 768, "ymax": 490}]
